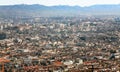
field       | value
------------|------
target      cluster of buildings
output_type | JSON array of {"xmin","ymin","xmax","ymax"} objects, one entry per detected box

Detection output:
[{"xmin": 0, "ymin": 16, "xmax": 120, "ymax": 72}]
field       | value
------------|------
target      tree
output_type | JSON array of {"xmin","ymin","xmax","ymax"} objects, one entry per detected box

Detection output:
[{"xmin": 0, "ymin": 33, "xmax": 6, "ymax": 40}]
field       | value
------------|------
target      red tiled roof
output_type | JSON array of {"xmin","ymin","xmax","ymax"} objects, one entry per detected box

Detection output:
[
  {"xmin": 0, "ymin": 58, "xmax": 10, "ymax": 63},
  {"xmin": 53, "ymin": 61, "xmax": 63, "ymax": 66}
]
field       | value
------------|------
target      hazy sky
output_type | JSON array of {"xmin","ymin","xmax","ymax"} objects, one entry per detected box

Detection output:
[{"xmin": 0, "ymin": 0, "xmax": 120, "ymax": 6}]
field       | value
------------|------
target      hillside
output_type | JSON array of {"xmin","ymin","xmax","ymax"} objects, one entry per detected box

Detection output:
[{"xmin": 0, "ymin": 4, "xmax": 120, "ymax": 17}]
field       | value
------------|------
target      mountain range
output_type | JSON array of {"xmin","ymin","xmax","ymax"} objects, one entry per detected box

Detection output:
[{"xmin": 0, "ymin": 4, "xmax": 120, "ymax": 17}]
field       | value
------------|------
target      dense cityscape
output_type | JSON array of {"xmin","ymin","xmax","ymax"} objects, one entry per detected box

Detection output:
[{"xmin": 0, "ymin": 16, "xmax": 120, "ymax": 72}]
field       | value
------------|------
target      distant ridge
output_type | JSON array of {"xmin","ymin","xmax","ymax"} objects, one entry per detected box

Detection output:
[{"xmin": 0, "ymin": 4, "xmax": 120, "ymax": 17}]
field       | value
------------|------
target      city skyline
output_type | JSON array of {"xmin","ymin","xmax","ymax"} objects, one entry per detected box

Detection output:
[{"xmin": 0, "ymin": 0, "xmax": 120, "ymax": 7}]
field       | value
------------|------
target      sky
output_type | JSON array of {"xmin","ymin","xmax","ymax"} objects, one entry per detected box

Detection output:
[{"xmin": 0, "ymin": 0, "xmax": 120, "ymax": 6}]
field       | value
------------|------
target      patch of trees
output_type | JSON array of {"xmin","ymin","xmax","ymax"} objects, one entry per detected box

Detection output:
[{"xmin": 0, "ymin": 32, "xmax": 6, "ymax": 40}]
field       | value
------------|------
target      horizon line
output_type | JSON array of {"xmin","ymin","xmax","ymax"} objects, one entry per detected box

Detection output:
[{"xmin": 0, "ymin": 3, "xmax": 120, "ymax": 7}]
